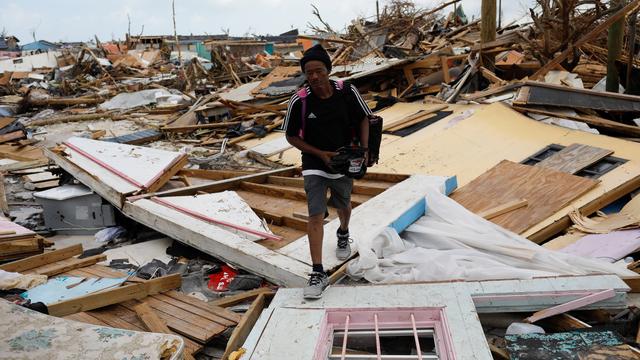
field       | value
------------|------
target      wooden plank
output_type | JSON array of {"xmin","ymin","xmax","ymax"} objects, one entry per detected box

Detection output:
[
  {"xmin": 133, "ymin": 166, "xmax": 297, "ymax": 199},
  {"xmin": 222, "ymin": 293, "xmax": 267, "ymax": 360},
  {"xmin": 163, "ymin": 290, "xmax": 242, "ymax": 323},
  {"xmin": 0, "ymin": 130, "xmax": 25, "ymax": 144},
  {"xmin": 152, "ymin": 293, "xmax": 238, "ymax": 326},
  {"xmin": 64, "ymin": 312, "xmax": 109, "ymax": 327},
  {"xmin": 87, "ymin": 304, "xmax": 202, "ymax": 357},
  {"xmin": 512, "ymin": 106, "xmax": 640, "ymax": 137},
  {"xmin": 22, "ymin": 171, "xmax": 60, "ymax": 183},
  {"xmin": 0, "ymin": 238, "xmax": 42, "ymax": 260},
  {"xmin": 47, "ymin": 273, "xmax": 182, "ymax": 317},
  {"xmin": 622, "ymin": 276, "xmax": 640, "ymax": 293},
  {"xmin": 120, "ymin": 300, "xmax": 214, "ymax": 343},
  {"xmin": 142, "ymin": 296, "xmax": 228, "ymax": 332},
  {"xmin": 132, "ymin": 302, "xmax": 199, "ymax": 359},
  {"xmin": 29, "ymin": 179, "xmax": 60, "ymax": 190},
  {"xmin": 477, "ymin": 199, "xmax": 528, "ymax": 219},
  {"xmin": 0, "ymin": 158, "xmax": 49, "ymax": 172},
  {"xmin": 266, "ymin": 175, "xmax": 388, "ymax": 196},
  {"xmin": 0, "ymin": 173, "xmax": 8, "ymax": 216},
  {"xmin": 450, "ymin": 160, "xmax": 598, "ymax": 234},
  {"xmin": 32, "ymin": 254, "xmax": 107, "ymax": 276},
  {"xmin": 0, "ymin": 244, "xmax": 83, "ymax": 272},
  {"xmin": 240, "ymin": 181, "xmax": 368, "ymax": 206},
  {"xmin": 524, "ymin": 289, "xmax": 616, "ymax": 323},
  {"xmin": 134, "ymin": 302, "xmax": 172, "ymax": 333},
  {"xmin": 209, "ymin": 287, "xmax": 274, "ymax": 308},
  {"xmin": 536, "ymin": 144, "xmax": 614, "ymax": 174}
]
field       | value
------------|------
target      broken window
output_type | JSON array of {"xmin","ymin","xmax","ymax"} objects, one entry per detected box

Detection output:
[
  {"xmin": 316, "ymin": 308, "xmax": 453, "ymax": 360},
  {"xmin": 521, "ymin": 144, "xmax": 627, "ymax": 179}
]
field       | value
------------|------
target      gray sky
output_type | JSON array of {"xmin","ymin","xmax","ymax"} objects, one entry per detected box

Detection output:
[{"xmin": 1, "ymin": 0, "xmax": 537, "ymax": 43}]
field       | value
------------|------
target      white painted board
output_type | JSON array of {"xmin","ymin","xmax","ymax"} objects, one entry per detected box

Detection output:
[
  {"xmin": 248, "ymin": 136, "xmax": 292, "ymax": 157},
  {"xmin": 63, "ymin": 137, "xmax": 184, "ymax": 194},
  {"xmin": 159, "ymin": 191, "xmax": 273, "ymax": 241}
]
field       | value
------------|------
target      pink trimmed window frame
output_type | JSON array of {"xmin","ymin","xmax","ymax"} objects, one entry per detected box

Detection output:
[{"xmin": 313, "ymin": 307, "xmax": 456, "ymax": 360}]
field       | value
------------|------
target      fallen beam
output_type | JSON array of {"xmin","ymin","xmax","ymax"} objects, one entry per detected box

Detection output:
[{"xmin": 47, "ymin": 274, "xmax": 182, "ymax": 317}]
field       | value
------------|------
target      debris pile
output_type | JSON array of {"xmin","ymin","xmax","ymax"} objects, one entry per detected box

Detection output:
[{"xmin": 1, "ymin": 0, "xmax": 640, "ymax": 359}]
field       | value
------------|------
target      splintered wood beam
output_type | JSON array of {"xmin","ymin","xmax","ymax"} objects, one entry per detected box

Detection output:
[
  {"xmin": 47, "ymin": 273, "xmax": 182, "ymax": 317},
  {"xmin": 222, "ymin": 293, "xmax": 267, "ymax": 360},
  {"xmin": 524, "ymin": 289, "xmax": 616, "ymax": 323},
  {"xmin": 0, "ymin": 244, "xmax": 83, "ymax": 273}
]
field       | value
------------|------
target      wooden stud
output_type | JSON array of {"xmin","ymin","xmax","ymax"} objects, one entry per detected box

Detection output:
[
  {"xmin": 47, "ymin": 274, "xmax": 182, "ymax": 317},
  {"xmin": 32, "ymin": 254, "xmax": 107, "ymax": 277},
  {"xmin": 0, "ymin": 244, "xmax": 83, "ymax": 273},
  {"xmin": 209, "ymin": 287, "xmax": 274, "ymax": 308},
  {"xmin": 477, "ymin": 199, "xmax": 528, "ymax": 219}
]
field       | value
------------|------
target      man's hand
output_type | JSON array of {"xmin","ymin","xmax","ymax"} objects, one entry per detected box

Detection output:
[{"xmin": 318, "ymin": 151, "xmax": 339, "ymax": 165}]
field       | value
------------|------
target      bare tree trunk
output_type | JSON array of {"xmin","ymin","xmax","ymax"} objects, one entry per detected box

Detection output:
[{"xmin": 172, "ymin": 0, "xmax": 182, "ymax": 66}]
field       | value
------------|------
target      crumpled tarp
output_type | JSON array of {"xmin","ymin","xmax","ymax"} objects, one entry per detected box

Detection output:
[
  {"xmin": 347, "ymin": 187, "xmax": 636, "ymax": 283},
  {"xmin": 99, "ymin": 89, "xmax": 185, "ymax": 110}
]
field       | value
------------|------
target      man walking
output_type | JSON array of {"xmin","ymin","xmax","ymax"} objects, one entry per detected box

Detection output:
[{"xmin": 284, "ymin": 44, "xmax": 371, "ymax": 299}]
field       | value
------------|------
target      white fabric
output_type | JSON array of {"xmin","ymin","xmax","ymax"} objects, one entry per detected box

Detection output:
[{"xmin": 347, "ymin": 187, "xmax": 636, "ymax": 283}]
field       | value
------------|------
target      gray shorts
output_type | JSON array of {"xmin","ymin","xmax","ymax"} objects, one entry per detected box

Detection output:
[{"xmin": 303, "ymin": 175, "xmax": 353, "ymax": 216}]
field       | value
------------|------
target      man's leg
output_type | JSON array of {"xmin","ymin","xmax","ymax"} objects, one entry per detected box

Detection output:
[
  {"xmin": 307, "ymin": 213, "xmax": 325, "ymax": 265},
  {"xmin": 303, "ymin": 175, "xmax": 329, "ymax": 299},
  {"xmin": 336, "ymin": 204, "xmax": 351, "ymax": 232},
  {"xmin": 329, "ymin": 177, "xmax": 354, "ymax": 261}
]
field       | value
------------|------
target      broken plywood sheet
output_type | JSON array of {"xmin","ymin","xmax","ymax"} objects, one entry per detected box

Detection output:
[
  {"xmin": 247, "ymin": 136, "xmax": 292, "ymax": 157},
  {"xmin": 60, "ymin": 137, "xmax": 187, "ymax": 197},
  {"xmin": 153, "ymin": 191, "xmax": 273, "ymax": 241},
  {"xmin": 536, "ymin": 143, "xmax": 613, "ymax": 174},
  {"xmin": 451, "ymin": 160, "xmax": 598, "ymax": 234},
  {"xmin": 0, "ymin": 300, "xmax": 184, "ymax": 360},
  {"xmin": 375, "ymin": 102, "xmax": 447, "ymax": 130},
  {"xmin": 372, "ymin": 103, "xmax": 640, "ymax": 241},
  {"xmin": 277, "ymin": 175, "xmax": 456, "ymax": 272},
  {"xmin": 124, "ymin": 197, "xmax": 309, "ymax": 287},
  {"xmin": 251, "ymin": 66, "xmax": 300, "ymax": 95}
]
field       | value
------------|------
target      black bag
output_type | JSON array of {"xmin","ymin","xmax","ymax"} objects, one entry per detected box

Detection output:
[
  {"xmin": 329, "ymin": 146, "xmax": 368, "ymax": 179},
  {"xmin": 366, "ymin": 114, "xmax": 383, "ymax": 166}
]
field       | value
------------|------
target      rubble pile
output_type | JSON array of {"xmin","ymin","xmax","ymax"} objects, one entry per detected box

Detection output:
[{"xmin": 1, "ymin": 0, "xmax": 640, "ymax": 359}]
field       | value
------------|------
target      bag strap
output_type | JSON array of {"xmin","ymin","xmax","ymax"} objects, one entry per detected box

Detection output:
[{"xmin": 297, "ymin": 87, "xmax": 308, "ymax": 139}]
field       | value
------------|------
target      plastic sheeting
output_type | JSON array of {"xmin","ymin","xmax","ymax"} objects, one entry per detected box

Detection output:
[
  {"xmin": 347, "ymin": 187, "xmax": 636, "ymax": 283},
  {"xmin": 99, "ymin": 89, "xmax": 185, "ymax": 110}
]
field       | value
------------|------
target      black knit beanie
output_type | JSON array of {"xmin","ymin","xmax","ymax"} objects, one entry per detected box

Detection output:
[{"xmin": 300, "ymin": 44, "xmax": 332, "ymax": 73}]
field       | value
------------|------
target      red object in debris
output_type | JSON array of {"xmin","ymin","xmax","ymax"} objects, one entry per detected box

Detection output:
[{"xmin": 207, "ymin": 265, "xmax": 238, "ymax": 292}]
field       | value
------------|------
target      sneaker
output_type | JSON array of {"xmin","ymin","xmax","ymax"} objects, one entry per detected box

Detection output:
[
  {"xmin": 336, "ymin": 229, "xmax": 352, "ymax": 261},
  {"xmin": 303, "ymin": 271, "xmax": 329, "ymax": 299}
]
